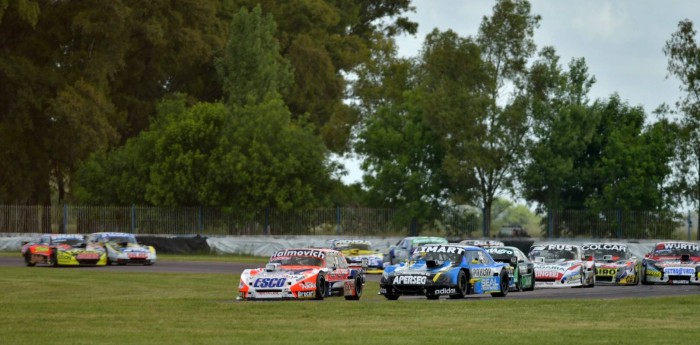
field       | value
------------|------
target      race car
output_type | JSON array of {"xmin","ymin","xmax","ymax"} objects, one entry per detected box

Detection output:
[
  {"xmin": 641, "ymin": 241, "xmax": 700, "ymax": 285},
  {"xmin": 237, "ymin": 248, "xmax": 364, "ymax": 300},
  {"xmin": 582, "ymin": 243, "xmax": 640, "ymax": 285},
  {"xmin": 384, "ymin": 236, "xmax": 449, "ymax": 265},
  {"xmin": 21, "ymin": 234, "xmax": 107, "ymax": 267},
  {"xmin": 380, "ymin": 244, "xmax": 510, "ymax": 300},
  {"xmin": 484, "ymin": 245, "xmax": 535, "ymax": 291},
  {"xmin": 87, "ymin": 232, "xmax": 156, "ymax": 265},
  {"xmin": 328, "ymin": 239, "xmax": 384, "ymax": 274},
  {"xmin": 528, "ymin": 244, "xmax": 595, "ymax": 288}
]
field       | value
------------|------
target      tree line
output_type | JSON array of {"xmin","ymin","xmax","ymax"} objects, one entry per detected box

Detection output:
[{"xmin": 1, "ymin": 1, "xmax": 699, "ymax": 236}]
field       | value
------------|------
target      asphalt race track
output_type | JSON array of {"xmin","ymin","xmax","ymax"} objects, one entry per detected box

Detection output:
[{"xmin": 3, "ymin": 256, "xmax": 699, "ymax": 300}]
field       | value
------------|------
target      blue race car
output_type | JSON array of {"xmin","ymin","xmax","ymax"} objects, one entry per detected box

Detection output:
[{"xmin": 380, "ymin": 244, "xmax": 510, "ymax": 300}]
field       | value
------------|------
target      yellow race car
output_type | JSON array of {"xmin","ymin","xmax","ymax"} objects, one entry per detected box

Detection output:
[{"xmin": 329, "ymin": 239, "xmax": 384, "ymax": 274}]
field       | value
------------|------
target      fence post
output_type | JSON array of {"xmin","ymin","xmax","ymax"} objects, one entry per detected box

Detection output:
[
  {"xmin": 335, "ymin": 204, "xmax": 341, "ymax": 235},
  {"xmin": 616, "ymin": 209, "xmax": 622, "ymax": 239},
  {"xmin": 547, "ymin": 208, "xmax": 553, "ymax": 240},
  {"xmin": 131, "ymin": 205, "xmax": 136, "ymax": 233},
  {"xmin": 264, "ymin": 207, "xmax": 270, "ymax": 235},
  {"xmin": 198, "ymin": 206, "xmax": 203, "ymax": 235},
  {"xmin": 61, "ymin": 204, "xmax": 67, "ymax": 234},
  {"xmin": 688, "ymin": 210, "xmax": 692, "ymax": 241}
]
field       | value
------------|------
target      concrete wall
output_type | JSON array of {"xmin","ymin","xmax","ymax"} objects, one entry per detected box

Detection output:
[{"xmin": 5, "ymin": 234, "xmax": 694, "ymax": 259}]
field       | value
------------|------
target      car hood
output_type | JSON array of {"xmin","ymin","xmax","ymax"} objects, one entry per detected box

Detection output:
[{"xmin": 384, "ymin": 260, "xmax": 455, "ymax": 276}]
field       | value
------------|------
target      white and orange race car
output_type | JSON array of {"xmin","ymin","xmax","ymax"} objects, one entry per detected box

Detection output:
[{"xmin": 237, "ymin": 248, "xmax": 365, "ymax": 301}]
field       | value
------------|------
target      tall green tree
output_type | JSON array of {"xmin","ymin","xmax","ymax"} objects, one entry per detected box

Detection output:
[
  {"xmin": 112, "ymin": 0, "xmax": 231, "ymax": 140},
  {"xmin": 419, "ymin": 0, "xmax": 540, "ymax": 236},
  {"xmin": 352, "ymin": 36, "xmax": 451, "ymax": 231},
  {"xmin": 0, "ymin": 1, "xmax": 129, "ymax": 205},
  {"xmin": 520, "ymin": 47, "xmax": 598, "ymax": 213},
  {"xmin": 664, "ymin": 19, "xmax": 700, "ymax": 222},
  {"xmin": 243, "ymin": 0, "xmax": 417, "ymax": 152},
  {"xmin": 75, "ymin": 5, "xmax": 334, "ymax": 212}
]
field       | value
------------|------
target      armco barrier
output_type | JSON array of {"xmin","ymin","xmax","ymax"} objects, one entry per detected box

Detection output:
[{"xmin": 2, "ymin": 234, "xmax": 695, "ymax": 259}]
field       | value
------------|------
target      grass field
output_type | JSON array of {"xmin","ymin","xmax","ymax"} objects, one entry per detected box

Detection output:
[{"xmin": 1, "ymin": 262, "xmax": 700, "ymax": 344}]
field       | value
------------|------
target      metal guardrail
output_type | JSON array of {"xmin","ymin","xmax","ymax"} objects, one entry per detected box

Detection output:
[{"xmin": 0, "ymin": 205, "xmax": 696, "ymax": 240}]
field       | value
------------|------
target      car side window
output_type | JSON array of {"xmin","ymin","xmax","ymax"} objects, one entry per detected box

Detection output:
[
  {"xmin": 337, "ymin": 255, "xmax": 348, "ymax": 269},
  {"xmin": 479, "ymin": 251, "xmax": 494, "ymax": 265},
  {"xmin": 326, "ymin": 253, "xmax": 338, "ymax": 269},
  {"xmin": 466, "ymin": 250, "xmax": 480, "ymax": 263}
]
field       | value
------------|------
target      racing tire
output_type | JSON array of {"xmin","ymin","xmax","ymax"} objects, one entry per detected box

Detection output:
[
  {"xmin": 584, "ymin": 268, "xmax": 595, "ymax": 288},
  {"xmin": 384, "ymin": 294, "xmax": 399, "ymax": 301},
  {"xmin": 314, "ymin": 274, "xmax": 327, "ymax": 300},
  {"xmin": 490, "ymin": 269, "xmax": 509, "ymax": 297},
  {"xmin": 449, "ymin": 270, "xmax": 468, "ymax": 299},
  {"xmin": 426, "ymin": 294, "xmax": 440, "ymax": 300},
  {"xmin": 344, "ymin": 276, "xmax": 363, "ymax": 301},
  {"xmin": 51, "ymin": 251, "xmax": 59, "ymax": 267},
  {"xmin": 24, "ymin": 252, "xmax": 36, "ymax": 267},
  {"xmin": 640, "ymin": 266, "xmax": 652, "ymax": 285},
  {"xmin": 522, "ymin": 275, "xmax": 535, "ymax": 291}
]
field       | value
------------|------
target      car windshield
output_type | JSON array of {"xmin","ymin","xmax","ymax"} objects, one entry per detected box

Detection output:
[
  {"xmin": 653, "ymin": 243, "xmax": 700, "ymax": 256},
  {"xmin": 413, "ymin": 248, "xmax": 463, "ymax": 263},
  {"xmin": 269, "ymin": 256, "xmax": 324, "ymax": 267},
  {"xmin": 105, "ymin": 235, "xmax": 137, "ymax": 244},
  {"xmin": 53, "ymin": 237, "xmax": 84, "ymax": 246},
  {"xmin": 335, "ymin": 243, "xmax": 371, "ymax": 251},
  {"xmin": 486, "ymin": 247, "xmax": 516, "ymax": 261},
  {"xmin": 529, "ymin": 248, "xmax": 576, "ymax": 262},
  {"xmin": 583, "ymin": 247, "xmax": 629, "ymax": 260},
  {"xmin": 413, "ymin": 238, "xmax": 447, "ymax": 246}
]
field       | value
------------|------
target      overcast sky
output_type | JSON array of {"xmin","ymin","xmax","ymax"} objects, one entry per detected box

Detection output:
[{"xmin": 340, "ymin": 0, "xmax": 700, "ymax": 184}]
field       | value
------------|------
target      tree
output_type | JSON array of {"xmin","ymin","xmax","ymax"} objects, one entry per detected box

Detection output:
[
  {"xmin": 664, "ymin": 19, "xmax": 700, "ymax": 223},
  {"xmin": 243, "ymin": 0, "xmax": 417, "ymax": 152},
  {"xmin": 520, "ymin": 47, "xmax": 598, "ymax": 213},
  {"xmin": 75, "ymin": 5, "xmax": 335, "ymax": 212},
  {"xmin": 111, "ymin": 0, "xmax": 231, "ymax": 140},
  {"xmin": 419, "ymin": 0, "xmax": 540, "ymax": 236},
  {"xmin": 0, "ymin": 1, "xmax": 130, "ymax": 205},
  {"xmin": 352, "ymin": 34, "xmax": 452, "ymax": 232}
]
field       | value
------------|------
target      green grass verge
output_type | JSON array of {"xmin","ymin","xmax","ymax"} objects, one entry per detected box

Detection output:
[{"xmin": 1, "ymin": 266, "xmax": 699, "ymax": 345}]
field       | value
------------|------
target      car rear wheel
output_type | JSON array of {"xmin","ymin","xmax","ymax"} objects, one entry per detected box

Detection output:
[
  {"xmin": 344, "ymin": 276, "xmax": 363, "ymax": 301},
  {"xmin": 449, "ymin": 270, "xmax": 468, "ymax": 299},
  {"xmin": 24, "ymin": 252, "xmax": 35, "ymax": 267},
  {"xmin": 522, "ymin": 274, "xmax": 535, "ymax": 291},
  {"xmin": 585, "ymin": 267, "xmax": 595, "ymax": 288},
  {"xmin": 491, "ymin": 270, "xmax": 510, "ymax": 297},
  {"xmin": 384, "ymin": 294, "xmax": 399, "ymax": 300},
  {"xmin": 51, "ymin": 251, "xmax": 58, "ymax": 267},
  {"xmin": 491, "ymin": 269, "xmax": 509, "ymax": 297},
  {"xmin": 314, "ymin": 274, "xmax": 327, "ymax": 300}
]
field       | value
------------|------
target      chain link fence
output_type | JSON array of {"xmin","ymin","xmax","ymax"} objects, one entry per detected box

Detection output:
[{"xmin": 0, "ymin": 205, "xmax": 696, "ymax": 240}]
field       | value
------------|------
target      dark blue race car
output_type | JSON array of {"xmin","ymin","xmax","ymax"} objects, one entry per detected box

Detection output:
[{"xmin": 380, "ymin": 244, "xmax": 510, "ymax": 300}]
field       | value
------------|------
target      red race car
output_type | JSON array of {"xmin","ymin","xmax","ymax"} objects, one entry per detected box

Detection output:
[
  {"xmin": 21, "ymin": 234, "xmax": 107, "ymax": 267},
  {"xmin": 237, "ymin": 248, "xmax": 364, "ymax": 300},
  {"xmin": 641, "ymin": 241, "xmax": 700, "ymax": 285}
]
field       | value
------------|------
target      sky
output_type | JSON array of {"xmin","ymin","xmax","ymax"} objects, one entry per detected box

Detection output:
[{"xmin": 339, "ymin": 0, "xmax": 700, "ymax": 185}]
